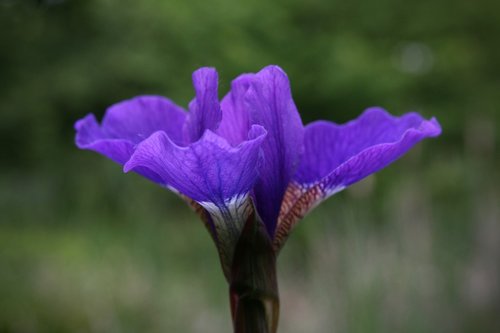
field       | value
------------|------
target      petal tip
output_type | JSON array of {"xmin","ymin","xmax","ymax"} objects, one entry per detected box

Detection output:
[
  {"xmin": 256, "ymin": 65, "xmax": 289, "ymax": 82},
  {"xmin": 261, "ymin": 64, "xmax": 286, "ymax": 74},
  {"xmin": 122, "ymin": 159, "xmax": 134, "ymax": 173},
  {"xmin": 192, "ymin": 67, "xmax": 218, "ymax": 81},
  {"xmin": 74, "ymin": 113, "xmax": 97, "ymax": 131},
  {"xmin": 74, "ymin": 113, "xmax": 102, "ymax": 149},
  {"xmin": 427, "ymin": 117, "xmax": 442, "ymax": 136}
]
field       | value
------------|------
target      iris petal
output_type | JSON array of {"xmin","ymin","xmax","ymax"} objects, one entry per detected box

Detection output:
[
  {"xmin": 274, "ymin": 108, "xmax": 441, "ymax": 250},
  {"xmin": 216, "ymin": 73, "xmax": 254, "ymax": 146},
  {"xmin": 183, "ymin": 67, "xmax": 222, "ymax": 143},
  {"xmin": 245, "ymin": 65, "xmax": 304, "ymax": 237},
  {"xmin": 124, "ymin": 125, "xmax": 267, "ymax": 276},
  {"xmin": 75, "ymin": 95, "xmax": 187, "ymax": 183}
]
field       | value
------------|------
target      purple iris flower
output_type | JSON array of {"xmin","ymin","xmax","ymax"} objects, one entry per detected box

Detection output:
[{"xmin": 75, "ymin": 65, "xmax": 441, "ymax": 277}]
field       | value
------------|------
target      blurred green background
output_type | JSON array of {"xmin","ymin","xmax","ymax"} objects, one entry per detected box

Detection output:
[{"xmin": 1, "ymin": 0, "xmax": 499, "ymax": 332}]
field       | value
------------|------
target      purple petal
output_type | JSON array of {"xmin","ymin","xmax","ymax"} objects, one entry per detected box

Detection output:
[
  {"xmin": 101, "ymin": 96, "xmax": 187, "ymax": 145},
  {"xmin": 245, "ymin": 65, "xmax": 304, "ymax": 236},
  {"xmin": 294, "ymin": 107, "xmax": 441, "ymax": 186},
  {"xmin": 124, "ymin": 126, "xmax": 267, "ymax": 269},
  {"xmin": 75, "ymin": 95, "xmax": 187, "ymax": 183},
  {"xmin": 274, "ymin": 108, "xmax": 441, "ymax": 250},
  {"xmin": 216, "ymin": 73, "xmax": 254, "ymax": 146},
  {"xmin": 75, "ymin": 114, "xmax": 135, "ymax": 164},
  {"xmin": 124, "ymin": 126, "xmax": 266, "ymax": 202},
  {"xmin": 183, "ymin": 67, "xmax": 222, "ymax": 143}
]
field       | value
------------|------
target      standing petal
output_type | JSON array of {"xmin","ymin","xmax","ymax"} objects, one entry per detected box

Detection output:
[
  {"xmin": 75, "ymin": 95, "xmax": 187, "ymax": 183},
  {"xmin": 216, "ymin": 73, "xmax": 254, "ymax": 146},
  {"xmin": 124, "ymin": 126, "xmax": 267, "ymax": 278},
  {"xmin": 274, "ymin": 108, "xmax": 441, "ymax": 250},
  {"xmin": 183, "ymin": 67, "xmax": 222, "ymax": 143},
  {"xmin": 245, "ymin": 65, "xmax": 304, "ymax": 236}
]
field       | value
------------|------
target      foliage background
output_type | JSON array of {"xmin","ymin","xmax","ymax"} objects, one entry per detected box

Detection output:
[{"xmin": 1, "ymin": 0, "xmax": 499, "ymax": 332}]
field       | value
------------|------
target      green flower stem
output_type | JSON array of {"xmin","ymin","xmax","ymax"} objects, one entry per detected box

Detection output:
[{"xmin": 230, "ymin": 214, "xmax": 279, "ymax": 333}]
